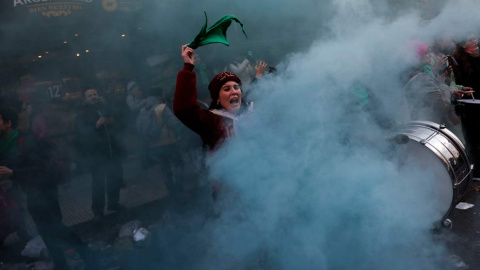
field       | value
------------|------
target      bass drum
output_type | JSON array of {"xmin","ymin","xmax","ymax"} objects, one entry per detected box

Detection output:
[{"xmin": 392, "ymin": 121, "xmax": 473, "ymax": 222}]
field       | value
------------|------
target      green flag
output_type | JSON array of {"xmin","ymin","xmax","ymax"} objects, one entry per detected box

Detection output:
[{"xmin": 188, "ymin": 12, "xmax": 248, "ymax": 49}]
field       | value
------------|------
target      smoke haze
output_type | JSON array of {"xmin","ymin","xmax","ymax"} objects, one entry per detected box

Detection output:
[
  {"xmin": 196, "ymin": 0, "xmax": 480, "ymax": 269},
  {"xmin": 3, "ymin": 0, "xmax": 480, "ymax": 269}
]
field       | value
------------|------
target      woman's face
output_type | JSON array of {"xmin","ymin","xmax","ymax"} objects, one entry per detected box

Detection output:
[{"xmin": 218, "ymin": 81, "xmax": 242, "ymax": 112}]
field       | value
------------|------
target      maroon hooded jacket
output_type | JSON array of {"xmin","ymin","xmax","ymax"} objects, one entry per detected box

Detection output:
[{"xmin": 173, "ymin": 63, "xmax": 234, "ymax": 151}]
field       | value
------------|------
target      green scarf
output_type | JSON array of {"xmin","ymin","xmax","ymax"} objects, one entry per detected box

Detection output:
[
  {"xmin": 421, "ymin": 64, "xmax": 434, "ymax": 77},
  {"xmin": 188, "ymin": 12, "xmax": 248, "ymax": 49},
  {"xmin": 0, "ymin": 129, "xmax": 19, "ymax": 156}
]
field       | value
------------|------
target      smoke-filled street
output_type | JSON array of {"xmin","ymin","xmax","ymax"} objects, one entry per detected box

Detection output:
[{"xmin": 2, "ymin": 0, "xmax": 480, "ymax": 269}]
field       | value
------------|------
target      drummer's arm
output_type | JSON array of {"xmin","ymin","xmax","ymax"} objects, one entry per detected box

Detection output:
[
  {"xmin": 451, "ymin": 86, "xmax": 474, "ymax": 101},
  {"xmin": 427, "ymin": 90, "xmax": 460, "ymax": 125},
  {"xmin": 452, "ymin": 89, "xmax": 464, "ymax": 100},
  {"xmin": 461, "ymin": 86, "xmax": 474, "ymax": 99}
]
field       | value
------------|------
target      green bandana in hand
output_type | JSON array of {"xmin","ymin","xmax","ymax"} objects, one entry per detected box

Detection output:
[{"xmin": 188, "ymin": 12, "xmax": 248, "ymax": 49}]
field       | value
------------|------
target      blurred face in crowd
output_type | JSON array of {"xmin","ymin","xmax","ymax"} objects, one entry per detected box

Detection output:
[
  {"xmin": 218, "ymin": 81, "xmax": 242, "ymax": 113},
  {"xmin": 0, "ymin": 115, "xmax": 11, "ymax": 137},
  {"xmin": 84, "ymin": 89, "xmax": 99, "ymax": 105},
  {"xmin": 131, "ymin": 85, "xmax": 142, "ymax": 99},
  {"xmin": 463, "ymin": 35, "xmax": 480, "ymax": 57}
]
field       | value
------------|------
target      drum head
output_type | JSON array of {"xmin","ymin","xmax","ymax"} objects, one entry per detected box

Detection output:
[
  {"xmin": 395, "ymin": 140, "xmax": 454, "ymax": 222},
  {"xmin": 457, "ymin": 99, "xmax": 480, "ymax": 105}
]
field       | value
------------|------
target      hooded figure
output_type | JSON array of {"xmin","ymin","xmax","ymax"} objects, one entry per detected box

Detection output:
[{"xmin": 126, "ymin": 81, "xmax": 146, "ymax": 113}]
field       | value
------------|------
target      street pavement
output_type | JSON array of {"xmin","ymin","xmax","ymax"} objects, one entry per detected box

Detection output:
[
  {"xmin": 445, "ymin": 178, "xmax": 480, "ymax": 269},
  {"xmin": 2, "ymin": 152, "xmax": 480, "ymax": 269}
]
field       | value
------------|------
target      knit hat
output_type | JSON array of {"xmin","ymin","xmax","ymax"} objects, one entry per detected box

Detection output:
[
  {"xmin": 407, "ymin": 40, "xmax": 429, "ymax": 59},
  {"xmin": 127, "ymin": 81, "xmax": 137, "ymax": 93},
  {"xmin": 208, "ymin": 72, "xmax": 241, "ymax": 102}
]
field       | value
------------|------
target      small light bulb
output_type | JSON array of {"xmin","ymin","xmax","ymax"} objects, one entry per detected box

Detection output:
[
  {"xmin": 38, "ymin": 55, "xmax": 42, "ymax": 58},
  {"xmin": 121, "ymin": 34, "xmax": 126, "ymax": 38},
  {"xmin": 76, "ymin": 53, "xmax": 80, "ymax": 57}
]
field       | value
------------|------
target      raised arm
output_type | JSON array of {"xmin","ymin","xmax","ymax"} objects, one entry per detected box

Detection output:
[{"xmin": 173, "ymin": 45, "xmax": 213, "ymax": 136}]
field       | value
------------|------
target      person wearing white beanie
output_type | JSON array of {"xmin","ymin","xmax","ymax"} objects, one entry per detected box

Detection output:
[{"xmin": 126, "ymin": 81, "xmax": 146, "ymax": 113}]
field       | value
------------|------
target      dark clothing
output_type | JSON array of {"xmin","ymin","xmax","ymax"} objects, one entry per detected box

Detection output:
[
  {"xmin": 90, "ymin": 156, "xmax": 123, "ymax": 215},
  {"xmin": 16, "ymin": 133, "xmax": 98, "ymax": 270},
  {"xmin": 150, "ymin": 144, "xmax": 183, "ymax": 197},
  {"xmin": 453, "ymin": 49, "xmax": 480, "ymax": 99},
  {"xmin": 75, "ymin": 102, "xmax": 123, "ymax": 215},
  {"xmin": 75, "ymin": 102, "xmax": 122, "ymax": 159},
  {"xmin": 0, "ymin": 129, "xmax": 31, "ymax": 243},
  {"xmin": 0, "ymin": 129, "xmax": 19, "ymax": 167}
]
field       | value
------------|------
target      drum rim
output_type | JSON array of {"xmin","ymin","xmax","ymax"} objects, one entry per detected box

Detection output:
[{"xmin": 402, "ymin": 121, "xmax": 469, "ymax": 163}]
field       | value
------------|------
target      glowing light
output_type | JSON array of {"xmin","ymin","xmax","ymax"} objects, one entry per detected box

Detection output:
[
  {"xmin": 45, "ymin": 51, "xmax": 49, "ymax": 54},
  {"xmin": 37, "ymin": 55, "xmax": 42, "ymax": 58},
  {"xmin": 121, "ymin": 34, "xmax": 126, "ymax": 37},
  {"xmin": 74, "ymin": 33, "xmax": 78, "ymax": 37},
  {"xmin": 63, "ymin": 41, "xmax": 68, "ymax": 44},
  {"xmin": 76, "ymin": 53, "xmax": 80, "ymax": 57},
  {"xmin": 85, "ymin": 49, "xmax": 90, "ymax": 53}
]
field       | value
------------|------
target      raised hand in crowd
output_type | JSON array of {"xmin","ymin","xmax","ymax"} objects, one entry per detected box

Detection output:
[
  {"xmin": 96, "ymin": 117, "xmax": 107, "ymax": 129},
  {"xmin": 255, "ymin": 61, "xmax": 268, "ymax": 79},
  {"xmin": 182, "ymin": 44, "xmax": 195, "ymax": 65}
]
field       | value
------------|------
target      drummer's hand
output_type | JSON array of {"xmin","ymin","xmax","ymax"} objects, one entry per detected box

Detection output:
[
  {"xmin": 181, "ymin": 44, "xmax": 195, "ymax": 65},
  {"xmin": 453, "ymin": 90, "xmax": 464, "ymax": 99},
  {"xmin": 462, "ymin": 86, "xmax": 475, "ymax": 98}
]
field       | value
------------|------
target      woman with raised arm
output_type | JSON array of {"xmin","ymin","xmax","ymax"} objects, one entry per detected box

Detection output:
[
  {"xmin": 174, "ymin": 44, "xmax": 263, "ymax": 151},
  {"xmin": 174, "ymin": 44, "xmax": 266, "ymax": 205}
]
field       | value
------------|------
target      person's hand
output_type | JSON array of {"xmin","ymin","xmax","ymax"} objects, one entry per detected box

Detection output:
[
  {"xmin": 0, "ymin": 166, "xmax": 13, "ymax": 180},
  {"xmin": 105, "ymin": 117, "xmax": 114, "ymax": 125},
  {"xmin": 96, "ymin": 117, "xmax": 106, "ymax": 129},
  {"xmin": 453, "ymin": 90, "xmax": 464, "ymax": 100},
  {"xmin": 462, "ymin": 86, "xmax": 475, "ymax": 99},
  {"xmin": 255, "ymin": 61, "xmax": 268, "ymax": 79},
  {"xmin": 438, "ymin": 66, "xmax": 452, "ymax": 82},
  {"xmin": 182, "ymin": 44, "xmax": 195, "ymax": 65}
]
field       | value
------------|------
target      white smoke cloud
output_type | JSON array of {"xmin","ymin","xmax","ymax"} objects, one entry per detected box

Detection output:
[{"xmin": 198, "ymin": 0, "xmax": 480, "ymax": 269}]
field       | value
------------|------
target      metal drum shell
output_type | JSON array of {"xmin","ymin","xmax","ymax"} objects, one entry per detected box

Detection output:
[{"xmin": 394, "ymin": 121, "xmax": 473, "ymax": 221}]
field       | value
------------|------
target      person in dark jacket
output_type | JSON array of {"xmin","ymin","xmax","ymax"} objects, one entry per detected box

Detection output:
[
  {"xmin": 16, "ymin": 130, "xmax": 100, "ymax": 270},
  {"xmin": 75, "ymin": 87, "xmax": 125, "ymax": 219}
]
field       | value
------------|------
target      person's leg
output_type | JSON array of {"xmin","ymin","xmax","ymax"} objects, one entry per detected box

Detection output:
[
  {"xmin": 106, "ymin": 158, "xmax": 124, "ymax": 210},
  {"xmin": 91, "ymin": 161, "xmax": 106, "ymax": 216},
  {"xmin": 156, "ymin": 145, "xmax": 185, "ymax": 211},
  {"xmin": 28, "ymin": 191, "xmax": 70, "ymax": 270},
  {"xmin": 29, "ymin": 190, "xmax": 100, "ymax": 270},
  {"xmin": 167, "ymin": 144, "xmax": 184, "ymax": 196}
]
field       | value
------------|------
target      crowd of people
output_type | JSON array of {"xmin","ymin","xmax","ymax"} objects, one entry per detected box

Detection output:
[
  {"xmin": 1, "ymin": 32, "xmax": 480, "ymax": 268},
  {"xmin": 0, "ymin": 45, "xmax": 271, "ymax": 268}
]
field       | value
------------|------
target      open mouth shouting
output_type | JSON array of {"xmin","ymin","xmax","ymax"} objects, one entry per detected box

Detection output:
[
  {"xmin": 218, "ymin": 81, "xmax": 242, "ymax": 112},
  {"xmin": 230, "ymin": 96, "xmax": 240, "ymax": 104}
]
